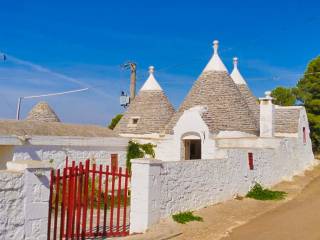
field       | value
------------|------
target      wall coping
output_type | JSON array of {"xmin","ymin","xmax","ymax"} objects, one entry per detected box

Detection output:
[
  {"xmin": 6, "ymin": 160, "xmax": 53, "ymax": 172},
  {"xmin": 131, "ymin": 158, "xmax": 162, "ymax": 165}
]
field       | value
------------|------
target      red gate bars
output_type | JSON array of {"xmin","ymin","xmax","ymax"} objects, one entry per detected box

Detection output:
[{"xmin": 47, "ymin": 159, "xmax": 130, "ymax": 240}]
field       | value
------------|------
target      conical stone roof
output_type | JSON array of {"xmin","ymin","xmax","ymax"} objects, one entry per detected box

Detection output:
[
  {"xmin": 166, "ymin": 41, "xmax": 258, "ymax": 134},
  {"xmin": 26, "ymin": 101, "xmax": 61, "ymax": 122},
  {"xmin": 115, "ymin": 66, "xmax": 175, "ymax": 135},
  {"xmin": 230, "ymin": 57, "xmax": 260, "ymax": 126}
]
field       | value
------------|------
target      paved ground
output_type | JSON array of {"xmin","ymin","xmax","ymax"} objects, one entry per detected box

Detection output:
[
  {"xmin": 222, "ymin": 169, "xmax": 320, "ymax": 240},
  {"xmin": 122, "ymin": 161, "xmax": 320, "ymax": 240}
]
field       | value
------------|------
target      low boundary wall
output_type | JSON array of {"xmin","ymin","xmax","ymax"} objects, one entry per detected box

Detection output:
[{"xmin": 130, "ymin": 147, "xmax": 316, "ymax": 233}]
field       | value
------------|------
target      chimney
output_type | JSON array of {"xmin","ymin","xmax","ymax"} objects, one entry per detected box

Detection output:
[{"xmin": 259, "ymin": 91, "xmax": 275, "ymax": 137}]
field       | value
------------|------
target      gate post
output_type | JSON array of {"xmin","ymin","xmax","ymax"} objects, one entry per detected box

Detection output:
[
  {"xmin": 129, "ymin": 159, "xmax": 162, "ymax": 234},
  {"xmin": 7, "ymin": 160, "xmax": 52, "ymax": 240}
]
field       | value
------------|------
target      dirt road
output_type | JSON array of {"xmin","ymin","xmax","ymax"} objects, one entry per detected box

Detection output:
[{"xmin": 222, "ymin": 174, "xmax": 320, "ymax": 240}]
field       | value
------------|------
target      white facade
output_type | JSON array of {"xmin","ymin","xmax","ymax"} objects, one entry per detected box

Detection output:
[{"xmin": 0, "ymin": 136, "xmax": 128, "ymax": 170}]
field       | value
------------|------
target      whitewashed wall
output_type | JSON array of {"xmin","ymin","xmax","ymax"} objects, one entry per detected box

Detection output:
[
  {"xmin": 0, "ymin": 171, "xmax": 25, "ymax": 240},
  {"xmin": 159, "ymin": 137, "xmax": 314, "ymax": 219},
  {"xmin": 12, "ymin": 145, "xmax": 127, "ymax": 169},
  {"xmin": 130, "ymin": 131, "xmax": 316, "ymax": 233},
  {"xmin": 0, "ymin": 166, "xmax": 51, "ymax": 240}
]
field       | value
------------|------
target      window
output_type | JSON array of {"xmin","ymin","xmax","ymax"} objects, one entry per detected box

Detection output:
[
  {"xmin": 132, "ymin": 118, "xmax": 139, "ymax": 124},
  {"xmin": 128, "ymin": 117, "xmax": 140, "ymax": 127},
  {"xmin": 303, "ymin": 127, "xmax": 306, "ymax": 144},
  {"xmin": 248, "ymin": 152, "xmax": 254, "ymax": 170}
]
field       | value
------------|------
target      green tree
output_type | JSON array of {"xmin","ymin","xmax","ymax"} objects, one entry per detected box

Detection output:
[
  {"xmin": 108, "ymin": 114, "xmax": 123, "ymax": 130},
  {"xmin": 297, "ymin": 56, "xmax": 320, "ymax": 152},
  {"xmin": 271, "ymin": 87, "xmax": 297, "ymax": 106}
]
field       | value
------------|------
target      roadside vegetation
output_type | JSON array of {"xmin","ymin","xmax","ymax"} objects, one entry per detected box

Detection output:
[
  {"xmin": 172, "ymin": 211, "xmax": 203, "ymax": 224},
  {"xmin": 246, "ymin": 183, "xmax": 287, "ymax": 201}
]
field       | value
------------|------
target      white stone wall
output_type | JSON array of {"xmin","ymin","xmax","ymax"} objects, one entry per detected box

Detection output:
[
  {"xmin": 130, "ymin": 129, "xmax": 316, "ymax": 232},
  {"xmin": 0, "ymin": 171, "xmax": 25, "ymax": 240},
  {"xmin": 0, "ymin": 167, "xmax": 51, "ymax": 240},
  {"xmin": 158, "ymin": 136, "xmax": 315, "ymax": 218},
  {"xmin": 12, "ymin": 145, "xmax": 127, "ymax": 169}
]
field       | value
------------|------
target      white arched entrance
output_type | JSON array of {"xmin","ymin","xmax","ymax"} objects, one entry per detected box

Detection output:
[{"xmin": 181, "ymin": 132, "xmax": 202, "ymax": 160}]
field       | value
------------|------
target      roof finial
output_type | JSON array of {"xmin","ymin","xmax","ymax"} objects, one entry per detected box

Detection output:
[
  {"xmin": 149, "ymin": 66, "xmax": 155, "ymax": 74},
  {"xmin": 233, "ymin": 57, "xmax": 238, "ymax": 69},
  {"xmin": 140, "ymin": 65, "xmax": 162, "ymax": 91},
  {"xmin": 213, "ymin": 40, "xmax": 219, "ymax": 54},
  {"xmin": 230, "ymin": 57, "xmax": 247, "ymax": 85},
  {"xmin": 203, "ymin": 40, "xmax": 228, "ymax": 72}
]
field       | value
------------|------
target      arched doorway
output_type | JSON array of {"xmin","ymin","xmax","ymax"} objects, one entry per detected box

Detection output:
[{"xmin": 181, "ymin": 132, "xmax": 202, "ymax": 160}]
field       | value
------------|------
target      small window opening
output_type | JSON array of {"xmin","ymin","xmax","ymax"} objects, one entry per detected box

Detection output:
[
  {"xmin": 132, "ymin": 118, "xmax": 139, "ymax": 124},
  {"xmin": 303, "ymin": 127, "xmax": 306, "ymax": 144},
  {"xmin": 248, "ymin": 152, "xmax": 254, "ymax": 170}
]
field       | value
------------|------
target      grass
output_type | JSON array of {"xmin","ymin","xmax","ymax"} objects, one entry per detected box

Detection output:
[
  {"xmin": 246, "ymin": 183, "xmax": 287, "ymax": 201},
  {"xmin": 172, "ymin": 211, "xmax": 203, "ymax": 224}
]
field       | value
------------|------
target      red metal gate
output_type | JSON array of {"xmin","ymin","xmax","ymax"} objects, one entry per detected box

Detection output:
[{"xmin": 47, "ymin": 159, "xmax": 130, "ymax": 239}]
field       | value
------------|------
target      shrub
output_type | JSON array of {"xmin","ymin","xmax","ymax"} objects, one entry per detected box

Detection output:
[
  {"xmin": 246, "ymin": 183, "xmax": 286, "ymax": 200},
  {"xmin": 172, "ymin": 211, "xmax": 203, "ymax": 224}
]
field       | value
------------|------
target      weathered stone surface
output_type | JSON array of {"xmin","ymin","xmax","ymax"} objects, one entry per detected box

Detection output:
[
  {"xmin": 166, "ymin": 71, "xmax": 258, "ymax": 134},
  {"xmin": 116, "ymin": 90, "xmax": 175, "ymax": 134},
  {"xmin": 26, "ymin": 101, "xmax": 60, "ymax": 122},
  {"xmin": 237, "ymin": 84, "xmax": 260, "ymax": 128},
  {"xmin": 275, "ymin": 107, "xmax": 300, "ymax": 133}
]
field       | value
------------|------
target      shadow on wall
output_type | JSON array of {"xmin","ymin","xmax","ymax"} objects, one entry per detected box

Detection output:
[{"xmin": 0, "ymin": 145, "xmax": 14, "ymax": 169}]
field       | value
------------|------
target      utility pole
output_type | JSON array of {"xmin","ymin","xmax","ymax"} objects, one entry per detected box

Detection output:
[{"xmin": 122, "ymin": 62, "xmax": 137, "ymax": 101}]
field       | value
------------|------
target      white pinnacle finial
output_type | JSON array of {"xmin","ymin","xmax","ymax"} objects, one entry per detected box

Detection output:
[
  {"xmin": 203, "ymin": 40, "xmax": 228, "ymax": 72},
  {"xmin": 149, "ymin": 66, "xmax": 155, "ymax": 74},
  {"xmin": 140, "ymin": 65, "xmax": 162, "ymax": 91},
  {"xmin": 233, "ymin": 57, "xmax": 238, "ymax": 68},
  {"xmin": 230, "ymin": 57, "xmax": 247, "ymax": 85},
  {"xmin": 213, "ymin": 40, "xmax": 219, "ymax": 54}
]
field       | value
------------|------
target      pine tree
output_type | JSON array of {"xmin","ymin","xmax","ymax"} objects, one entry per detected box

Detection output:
[
  {"xmin": 271, "ymin": 87, "xmax": 296, "ymax": 106},
  {"xmin": 297, "ymin": 56, "xmax": 320, "ymax": 152}
]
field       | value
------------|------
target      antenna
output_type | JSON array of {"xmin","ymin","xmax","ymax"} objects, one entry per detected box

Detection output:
[{"xmin": 16, "ymin": 88, "xmax": 89, "ymax": 120}]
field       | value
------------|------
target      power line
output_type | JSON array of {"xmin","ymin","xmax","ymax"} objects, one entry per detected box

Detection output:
[{"xmin": 16, "ymin": 88, "xmax": 89, "ymax": 120}]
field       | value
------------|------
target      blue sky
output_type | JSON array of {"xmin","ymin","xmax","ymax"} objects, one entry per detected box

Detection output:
[{"xmin": 0, "ymin": 0, "xmax": 319, "ymax": 125}]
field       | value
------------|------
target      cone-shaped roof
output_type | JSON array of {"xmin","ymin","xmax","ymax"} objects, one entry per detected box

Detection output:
[
  {"xmin": 166, "ymin": 41, "xmax": 258, "ymax": 134},
  {"xmin": 231, "ymin": 57, "xmax": 260, "ymax": 126},
  {"xmin": 115, "ymin": 66, "xmax": 175, "ymax": 135},
  {"xmin": 26, "ymin": 101, "xmax": 61, "ymax": 122}
]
